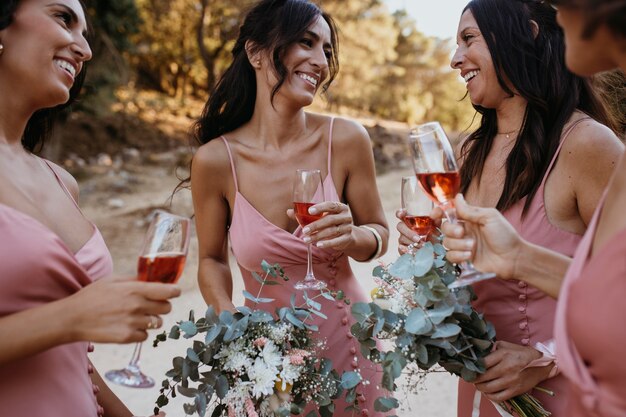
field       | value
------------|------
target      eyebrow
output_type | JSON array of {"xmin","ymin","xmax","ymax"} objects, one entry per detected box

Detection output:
[
  {"xmin": 47, "ymin": 2, "xmax": 89, "ymax": 36},
  {"xmin": 305, "ymin": 30, "xmax": 332, "ymax": 50}
]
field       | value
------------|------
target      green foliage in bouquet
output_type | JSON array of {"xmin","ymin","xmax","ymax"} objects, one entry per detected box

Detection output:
[
  {"xmin": 153, "ymin": 261, "xmax": 364, "ymax": 417},
  {"xmin": 351, "ymin": 242, "xmax": 551, "ymax": 417}
]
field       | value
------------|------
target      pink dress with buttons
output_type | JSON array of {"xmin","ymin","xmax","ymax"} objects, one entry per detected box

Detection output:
[
  {"xmin": 457, "ymin": 120, "xmax": 589, "ymax": 417},
  {"xmin": 554, "ymin": 188, "xmax": 626, "ymax": 417},
  {"xmin": 0, "ymin": 160, "xmax": 113, "ymax": 417},
  {"xmin": 222, "ymin": 120, "xmax": 384, "ymax": 416}
]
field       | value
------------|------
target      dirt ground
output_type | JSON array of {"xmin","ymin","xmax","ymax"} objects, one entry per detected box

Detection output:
[{"xmin": 80, "ymin": 162, "xmax": 457, "ymax": 417}]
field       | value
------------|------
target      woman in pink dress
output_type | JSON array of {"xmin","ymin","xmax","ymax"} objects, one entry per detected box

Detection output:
[
  {"xmin": 189, "ymin": 0, "xmax": 389, "ymax": 415},
  {"xmin": 397, "ymin": 1, "xmax": 623, "ymax": 416},
  {"xmin": 0, "ymin": 1, "xmax": 180, "ymax": 416},
  {"xmin": 440, "ymin": 2, "xmax": 626, "ymax": 415}
]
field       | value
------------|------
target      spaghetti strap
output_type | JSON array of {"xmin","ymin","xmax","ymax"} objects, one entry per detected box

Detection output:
[
  {"xmin": 220, "ymin": 136, "xmax": 239, "ymax": 193},
  {"xmin": 40, "ymin": 159, "xmax": 82, "ymax": 211},
  {"xmin": 327, "ymin": 117, "xmax": 335, "ymax": 174},
  {"xmin": 540, "ymin": 116, "xmax": 591, "ymax": 189}
]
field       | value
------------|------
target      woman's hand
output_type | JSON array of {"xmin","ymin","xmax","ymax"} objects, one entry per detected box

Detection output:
[
  {"xmin": 66, "ymin": 275, "xmax": 181, "ymax": 344},
  {"xmin": 438, "ymin": 195, "xmax": 524, "ymax": 280},
  {"xmin": 473, "ymin": 341, "xmax": 554, "ymax": 402},
  {"xmin": 290, "ymin": 201, "xmax": 356, "ymax": 251}
]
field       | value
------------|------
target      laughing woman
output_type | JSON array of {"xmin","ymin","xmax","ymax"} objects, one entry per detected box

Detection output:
[
  {"xmin": 189, "ymin": 0, "xmax": 389, "ymax": 415},
  {"xmin": 0, "ymin": 1, "xmax": 179, "ymax": 416},
  {"xmin": 397, "ymin": 1, "xmax": 623, "ymax": 416}
]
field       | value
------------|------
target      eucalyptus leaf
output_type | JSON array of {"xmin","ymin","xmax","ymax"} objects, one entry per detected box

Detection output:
[
  {"xmin": 242, "ymin": 290, "xmax": 259, "ymax": 303},
  {"xmin": 405, "ymin": 308, "xmax": 432, "ymax": 335},
  {"xmin": 179, "ymin": 321, "xmax": 198, "ymax": 338},
  {"xmin": 186, "ymin": 348, "xmax": 200, "ymax": 363},
  {"xmin": 374, "ymin": 397, "xmax": 399, "ymax": 412},
  {"xmin": 431, "ymin": 323, "xmax": 461, "ymax": 338},
  {"xmin": 340, "ymin": 371, "xmax": 362, "ymax": 389}
]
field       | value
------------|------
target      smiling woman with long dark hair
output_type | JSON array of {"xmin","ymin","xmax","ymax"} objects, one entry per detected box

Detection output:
[{"xmin": 0, "ymin": 1, "xmax": 179, "ymax": 416}]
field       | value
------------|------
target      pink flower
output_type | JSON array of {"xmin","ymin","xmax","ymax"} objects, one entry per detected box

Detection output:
[
  {"xmin": 288, "ymin": 349, "xmax": 311, "ymax": 365},
  {"xmin": 245, "ymin": 398, "xmax": 259, "ymax": 417},
  {"xmin": 228, "ymin": 405, "xmax": 235, "ymax": 417},
  {"xmin": 253, "ymin": 337, "xmax": 268, "ymax": 348}
]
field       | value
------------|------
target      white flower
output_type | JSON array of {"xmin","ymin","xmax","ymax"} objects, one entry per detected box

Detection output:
[
  {"xmin": 215, "ymin": 339, "xmax": 252, "ymax": 372},
  {"xmin": 223, "ymin": 380, "xmax": 253, "ymax": 417},
  {"xmin": 268, "ymin": 323, "xmax": 291, "ymax": 343},
  {"xmin": 278, "ymin": 357, "xmax": 302, "ymax": 389},
  {"xmin": 248, "ymin": 358, "xmax": 278, "ymax": 398},
  {"xmin": 259, "ymin": 340, "xmax": 282, "ymax": 369}
]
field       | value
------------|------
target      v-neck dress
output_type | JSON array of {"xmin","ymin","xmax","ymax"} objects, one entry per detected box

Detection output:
[
  {"xmin": 0, "ymin": 159, "xmax": 113, "ymax": 417},
  {"xmin": 458, "ymin": 119, "xmax": 589, "ymax": 417},
  {"xmin": 222, "ymin": 119, "xmax": 385, "ymax": 416}
]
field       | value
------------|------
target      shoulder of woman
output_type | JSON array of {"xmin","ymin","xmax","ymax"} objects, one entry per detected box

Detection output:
[
  {"xmin": 326, "ymin": 116, "xmax": 371, "ymax": 147},
  {"xmin": 44, "ymin": 159, "xmax": 80, "ymax": 201},
  {"xmin": 192, "ymin": 139, "xmax": 232, "ymax": 173},
  {"xmin": 561, "ymin": 116, "xmax": 624, "ymax": 163}
]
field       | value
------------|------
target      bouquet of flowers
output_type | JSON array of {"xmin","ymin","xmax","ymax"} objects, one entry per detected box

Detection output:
[
  {"xmin": 153, "ymin": 261, "xmax": 363, "ymax": 417},
  {"xmin": 352, "ymin": 242, "xmax": 551, "ymax": 417}
]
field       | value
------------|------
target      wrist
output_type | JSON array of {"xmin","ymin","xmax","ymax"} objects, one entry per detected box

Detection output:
[{"xmin": 360, "ymin": 225, "xmax": 383, "ymax": 261}]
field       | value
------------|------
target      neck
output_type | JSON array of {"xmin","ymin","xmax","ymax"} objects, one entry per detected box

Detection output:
[
  {"xmin": 0, "ymin": 77, "xmax": 37, "ymax": 146},
  {"xmin": 494, "ymin": 95, "xmax": 527, "ymax": 142},
  {"xmin": 247, "ymin": 93, "xmax": 309, "ymax": 149}
]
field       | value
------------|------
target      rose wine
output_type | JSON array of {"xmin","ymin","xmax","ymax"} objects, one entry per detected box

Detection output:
[
  {"xmin": 294, "ymin": 202, "xmax": 325, "ymax": 227},
  {"xmin": 137, "ymin": 252, "xmax": 186, "ymax": 284},
  {"xmin": 416, "ymin": 172, "xmax": 460, "ymax": 205},
  {"xmin": 403, "ymin": 215, "xmax": 434, "ymax": 237}
]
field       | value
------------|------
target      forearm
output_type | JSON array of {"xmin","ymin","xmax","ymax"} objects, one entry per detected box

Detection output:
[
  {"xmin": 0, "ymin": 300, "xmax": 78, "ymax": 365},
  {"xmin": 344, "ymin": 223, "xmax": 389, "ymax": 262},
  {"xmin": 91, "ymin": 365, "xmax": 133, "ymax": 417},
  {"xmin": 198, "ymin": 258, "xmax": 235, "ymax": 312},
  {"xmin": 513, "ymin": 240, "xmax": 571, "ymax": 298}
]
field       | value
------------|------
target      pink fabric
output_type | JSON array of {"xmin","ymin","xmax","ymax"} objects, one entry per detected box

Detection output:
[
  {"xmin": 222, "ymin": 120, "xmax": 385, "ymax": 416},
  {"xmin": 0, "ymin": 160, "xmax": 113, "ymax": 417},
  {"xmin": 458, "ymin": 120, "xmax": 588, "ymax": 417},
  {"xmin": 554, "ymin": 186, "xmax": 626, "ymax": 417}
]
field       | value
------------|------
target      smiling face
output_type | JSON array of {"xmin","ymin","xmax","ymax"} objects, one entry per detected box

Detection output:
[
  {"xmin": 262, "ymin": 16, "xmax": 332, "ymax": 108},
  {"xmin": 450, "ymin": 10, "xmax": 511, "ymax": 109},
  {"xmin": 0, "ymin": 0, "xmax": 92, "ymax": 110}
]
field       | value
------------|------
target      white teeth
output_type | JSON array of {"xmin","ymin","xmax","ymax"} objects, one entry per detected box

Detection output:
[
  {"xmin": 54, "ymin": 59, "xmax": 76, "ymax": 78},
  {"xmin": 464, "ymin": 70, "xmax": 479, "ymax": 83},
  {"xmin": 298, "ymin": 73, "xmax": 318, "ymax": 86}
]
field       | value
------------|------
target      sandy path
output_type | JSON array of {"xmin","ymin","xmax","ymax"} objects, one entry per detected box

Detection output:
[{"xmin": 84, "ymin": 166, "xmax": 457, "ymax": 417}]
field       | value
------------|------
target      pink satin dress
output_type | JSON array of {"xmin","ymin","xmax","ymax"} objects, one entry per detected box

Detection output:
[
  {"xmin": 0, "ymin": 160, "xmax": 113, "ymax": 417},
  {"xmin": 222, "ymin": 119, "xmax": 384, "ymax": 416},
  {"xmin": 555, "ymin": 186, "xmax": 626, "ymax": 417},
  {"xmin": 458, "ymin": 120, "xmax": 589, "ymax": 417}
]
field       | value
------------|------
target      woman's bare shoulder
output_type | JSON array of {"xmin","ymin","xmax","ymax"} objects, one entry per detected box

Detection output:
[{"xmin": 42, "ymin": 159, "xmax": 80, "ymax": 201}]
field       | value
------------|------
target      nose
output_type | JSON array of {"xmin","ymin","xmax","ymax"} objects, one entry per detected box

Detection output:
[
  {"xmin": 450, "ymin": 46, "xmax": 463, "ymax": 70},
  {"xmin": 72, "ymin": 35, "xmax": 93, "ymax": 63},
  {"xmin": 311, "ymin": 45, "xmax": 329, "ymax": 70}
]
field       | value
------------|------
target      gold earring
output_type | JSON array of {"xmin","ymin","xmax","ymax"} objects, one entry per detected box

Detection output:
[
  {"xmin": 256, "ymin": 59, "xmax": 261, "ymax": 67},
  {"xmin": 0, "ymin": 44, "xmax": 4, "ymax": 56}
]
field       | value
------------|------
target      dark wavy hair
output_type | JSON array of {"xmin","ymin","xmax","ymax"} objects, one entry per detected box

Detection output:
[
  {"xmin": 0, "ymin": 0, "xmax": 89, "ymax": 153},
  {"xmin": 458, "ymin": 0, "xmax": 614, "ymax": 214},
  {"xmin": 546, "ymin": 0, "xmax": 626, "ymax": 38},
  {"xmin": 193, "ymin": 0, "xmax": 339, "ymax": 146}
]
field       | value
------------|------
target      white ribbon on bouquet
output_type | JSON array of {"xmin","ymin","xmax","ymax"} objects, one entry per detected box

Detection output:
[{"xmin": 472, "ymin": 391, "xmax": 515, "ymax": 417}]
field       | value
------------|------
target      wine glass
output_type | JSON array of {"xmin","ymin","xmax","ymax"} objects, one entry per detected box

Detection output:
[
  {"xmin": 401, "ymin": 175, "xmax": 434, "ymax": 252},
  {"xmin": 105, "ymin": 210, "xmax": 191, "ymax": 388},
  {"xmin": 293, "ymin": 169, "xmax": 327, "ymax": 290},
  {"xmin": 408, "ymin": 122, "xmax": 496, "ymax": 288}
]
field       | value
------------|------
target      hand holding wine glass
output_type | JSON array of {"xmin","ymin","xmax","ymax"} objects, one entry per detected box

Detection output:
[
  {"xmin": 293, "ymin": 169, "xmax": 327, "ymax": 291},
  {"xmin": 400, "ymin": 175, "xmax": 434, "ymax": 253},
  {"xmin": 106, "ymin": 210, "xmax": 191, "ymax": 388},
  {"xmin": 408, "ymin": 121, "xmax": 496, "ymax": 288}
]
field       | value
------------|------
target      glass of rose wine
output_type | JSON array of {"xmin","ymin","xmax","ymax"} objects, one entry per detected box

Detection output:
[
  {"xmin": 105, "ymin": 210, "xmax": 191, "ymax": 388},
  {"xmin": 401, "ymin": 175, "xmax": 434, "ymax": 252},
  {"xmin": 293, "ymin": 169, "xmax": 327, "ymax": 290},
  {"xmin": 408, "ymin": 122, "xmax": 496, "ymax": 288}
]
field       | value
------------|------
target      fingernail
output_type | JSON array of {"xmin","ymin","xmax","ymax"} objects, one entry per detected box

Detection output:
[
  {"xmin": 303, "ymin": 227, "xmax": 310, "ymax": 234},
  {"xmin": 464, "ymin": 240, "xmax": 474, "ymax": 249},
  {"xmin": 309, "ymin": 207, "xmax": 318, "ymax": 214},
  {"xmin": 462, "ymin": 251, "xmax": 472, "ymax": 258},
  {"xmin": 303, "ymin": 236, "xmax": 311, "ymax": 243},
  {"xmin": 316, "ymin": 241, "xmax": 325, "ymax": 248},
  {"xmin": 412, "ymin": 235, "xmax": 421, "ymax": 242}
]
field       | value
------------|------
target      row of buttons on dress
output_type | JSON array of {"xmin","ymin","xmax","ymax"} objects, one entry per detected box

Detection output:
[
  {"xmin": 518, "ymin": 281, "xmax": 530, "ymax": 346},
  {"xmin": 87, "ymin": 342, "xmax": 105, "ymax": 417}
]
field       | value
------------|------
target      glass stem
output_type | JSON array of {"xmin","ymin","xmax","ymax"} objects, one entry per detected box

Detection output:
[
  {"xmin": 305, "ymin": 242, "xmax": 314, "ymax": 281},
  {"xmin": 128, "ymin": 342, "xmax": 143, "ymax": 368},
  {"xmin": 441, "ymin": 203, "xmax": 477, "ymax": 272}
]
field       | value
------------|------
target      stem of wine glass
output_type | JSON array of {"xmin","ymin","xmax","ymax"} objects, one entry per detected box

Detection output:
[
  {"xmin": 128, "ymin": 342, "xmax": 143, "ymax": 368},
  {"xmin": 304, "ymin": 242, "xmax": 314, "ymax": 281},
  {"xmin": 440, "ymin": 203, "xmax": 481, "ymax": 273}
]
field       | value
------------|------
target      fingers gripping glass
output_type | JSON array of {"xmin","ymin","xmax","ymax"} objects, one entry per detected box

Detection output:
[
  {"xmin": 408, "ymin": 122, "xmax": 496, "ymax": 288},
  {"xmin": 293, "ymin": 169, "xmax": 327, "ymax": 291},
  {"xmin": 401, "ymin": 176, "xmax": 434, "ymax": 252},
  {"xmin": 105, "ymin": 210, "xmax": 191, "ymax": 388}
]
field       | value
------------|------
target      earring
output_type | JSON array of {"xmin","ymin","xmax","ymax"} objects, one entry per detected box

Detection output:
[
  {"xmin": 256, "ymin": 59, "xmax": 261, "ymax": 67},
  {"xmin": 0, "ymin": 43, "xmax": 4, "ymax": 56}
]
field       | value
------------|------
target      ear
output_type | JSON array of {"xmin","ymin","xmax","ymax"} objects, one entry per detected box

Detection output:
[
  {"xmin": 245, "ymin": 39, "xmax": 261, "ymax": 69},
  {"xmin": 530, "ymin": 20, "xmax": 540, "ymax": 39}
]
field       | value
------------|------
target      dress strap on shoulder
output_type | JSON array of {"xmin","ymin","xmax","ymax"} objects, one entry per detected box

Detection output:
[
  {"xmin": 220, "ymin": 136, "xmax": 239, "ymax": 193},
  {"xmin": 40, "ymin": 158, "xmax": 81, "ymax": 211},
  {"xmin": 540, "ymin": 116, "xmax": 591, "ymax": 188},
  {"xmin": 327, "ymin": 117, "xmax": 335, "ymax": 174}
]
